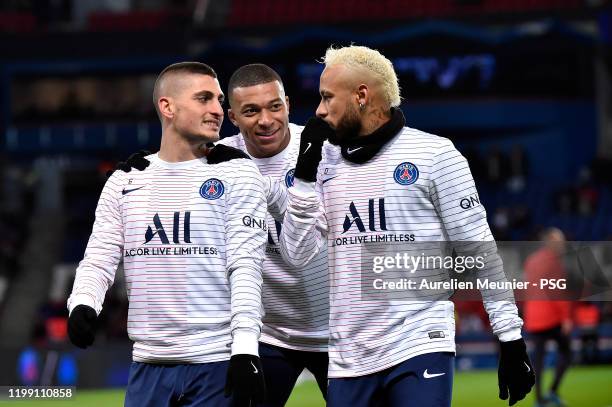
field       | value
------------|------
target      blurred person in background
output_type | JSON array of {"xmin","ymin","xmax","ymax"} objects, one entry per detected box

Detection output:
[
  {"xmin": 67, "ymin": 62, "xmax": 267, "ymax": 407},
  {"xmin": 573, "ymin": 302, "xmax": 600, "ymax": 364},
  {"xmin": 523, "ymin": 227, "xmax": 572, "ymax": 407}
]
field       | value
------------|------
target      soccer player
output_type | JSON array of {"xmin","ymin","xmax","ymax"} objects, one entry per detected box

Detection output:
[
  {"xmin": 67, "ymin": 62, "xmax": 267, "ymax": 407},
  {"xmin": 218, "ymin": 64, "xmax": 329, "ymax": 406},
  {"xmin": 280, "ymin": 45, "xmax": 536, "ymax": 406},
  {"xmin": 523, "ymin": 228, "xmax": 572, "ymax": 407},
  {"xmin": 118, "ymin": 63, "xmax": 330, "ymax": 406}
]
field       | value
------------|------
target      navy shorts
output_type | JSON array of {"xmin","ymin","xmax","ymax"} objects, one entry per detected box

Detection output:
[
  {"xmin": 259, "ymin": 342, "xmax": 328, "ymax": 406},
  {"xmin": 328, "ymin": 352, "xmax": 454, "ymax": 407},
  {"xmin": 124, "ymin": 360, "xmax": 231, "ymax": 407}
]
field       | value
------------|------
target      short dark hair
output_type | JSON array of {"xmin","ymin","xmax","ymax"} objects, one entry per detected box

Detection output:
[
  {"xmin": 153, "ymin": 62, "xmax": 218, "ymax": 119},
  {"xmin": 228, "ymin": 64, "xmax": 283, "ymax": 98},
  {"xmin": 159, "ymin": 61, "xmax": 217, "ymax": 80}
]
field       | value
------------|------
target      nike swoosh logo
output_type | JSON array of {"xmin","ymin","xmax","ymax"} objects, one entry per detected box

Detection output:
[
  {"xmin": 322, "ymin": 176, "xmax": 339, "ymax": 185},
  {"xmin": 524, "ymin": 362, "xmax": 531, "ymax": 373},
  {"xmin": 122, "ymin": 186, "xmax": 145, "ymax": 195},
  {"xmin": 303, "ymin": 142, "xmax": 312, "ymax": 154},
  {"xmin": 423, "ymin": 369, "xmax": 446, "ymax": 379},
  {"xmin": 251, "ymin": 361, "xmax": 258, "ymax": 374},
  {"xmin": 346, "ymin": 146, "xmax": 363, "ymax": 154}
]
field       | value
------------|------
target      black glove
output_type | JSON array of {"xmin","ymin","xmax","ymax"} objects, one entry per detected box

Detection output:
[
  {"xmin": 107, "ymin": 150, "xmax": 151, "ymax": 177},
  {"xmin": 294, "ymin": 117, "xmax": 335, "ymax": 182},
  {"xmin": 68, "ymin": 305, "xmax": 98, "ymax": 349},
  {"xmin": 206, "ymin": 143, "xmax": 251, "ymax": 164},
  {"xmin": 224, "ymin": 354, "xmax": 266, "ymax": 406},
  {"xmin": 498, "ymin": 338, "xmax": 536, "ymax": 406}
]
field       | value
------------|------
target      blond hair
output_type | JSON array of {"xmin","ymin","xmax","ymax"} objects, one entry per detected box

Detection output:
[{"xmin": 322, "ymin": 45, "xmax": 401, "ymax": 108}]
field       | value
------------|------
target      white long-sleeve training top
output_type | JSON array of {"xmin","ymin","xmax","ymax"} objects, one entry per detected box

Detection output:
[
  {"xmin": 68, "ymin": 154, "xmax": 267, "ymax": 363},
  {"xmin": 279, "ymin": 127, "xmax": 523, "ymax": 377}
]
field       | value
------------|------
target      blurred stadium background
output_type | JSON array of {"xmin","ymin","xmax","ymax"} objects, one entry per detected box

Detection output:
[{"xmin": 0, "ymin": 0, "xmax": 611, "ymax": 405}]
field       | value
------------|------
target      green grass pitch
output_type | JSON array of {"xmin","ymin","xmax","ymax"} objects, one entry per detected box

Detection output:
[{"xmin": 2, "ymin": 366, "xmax": 610, "ymax": 406}]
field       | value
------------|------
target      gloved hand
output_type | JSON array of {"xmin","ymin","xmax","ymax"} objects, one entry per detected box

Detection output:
[
  {"xmin": 224, "ymin": 354, "xmax": 266, "ymax": 406},
  {"xmin": 206, "ymin": 143, "xmax": 251, "ymax": 164},
  {"xmin": 68, "ymin": 305, "xmax": 98, "ymax": 349},
  {"xmin": 106, "ymin": 150, "xmax": 151, "ymax": 177},
  {"xmin": 294, "ymin": 117, "xmax": 335, "ymax": 182},
  {"xmin": 498, "ymin": 338, "xmax": 536, "ymax": 406}
]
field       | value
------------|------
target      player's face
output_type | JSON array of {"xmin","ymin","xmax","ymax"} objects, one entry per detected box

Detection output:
[
  {"xmin": 229, "ymin": 81, "xmax": 290, "ymax": 158},
  {"xmin": 172, "ymin": 74, "xmax": 224, "ymax": 143},
  {"xmin": 316, "ymin": 65, "xmax": 362, "ymax": 145}
]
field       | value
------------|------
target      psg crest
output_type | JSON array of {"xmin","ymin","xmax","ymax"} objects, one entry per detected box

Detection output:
[
  {"xmin": 393, "ymin": 162, "xmax": 419, "ymax": 185},
  {"xmin": 200, "ymin": 178, "xmax": 225, "ymax": 200},
  {"xmin": 285, "ymin": 168, "xmax": 295, "ymax": 187}
]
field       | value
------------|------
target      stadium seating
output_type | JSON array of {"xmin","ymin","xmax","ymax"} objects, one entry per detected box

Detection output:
[
  {"xmin": 0, "ymin": 12, "xmax": 36, "ymax": 32},
  {"xmin": 228, "ymin": 0, "xmax": 584, "ymax": 27}
]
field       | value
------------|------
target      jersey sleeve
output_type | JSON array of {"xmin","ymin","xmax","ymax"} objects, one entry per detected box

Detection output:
[
  {"xmin": 278, "ymin": 160, "xmax": 328, "ymax": 268},
  {"xmin": 67, "ymin": 174, "xmax": 124, "ymax": 315},
  {"xmin": 218, "ymin": 135, "xmax": 288, "ymax": 222},
  {"xmin": 264, "ymin": 175, "xmax": 288, "ymax": 222},
  {"xmin": 429, "ymin": 139, "xmax": 523, "ymax": 341},
  {"xmin": 225, "ymin": 160, "xmax": 267, "ymax": 356}
]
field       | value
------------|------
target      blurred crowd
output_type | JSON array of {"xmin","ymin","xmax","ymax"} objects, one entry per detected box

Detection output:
[
  {"xmin": 1, "ymin": 0, "xmax": 192, "ymax": 30},
  {"xmin": 11, "ymin": 76, "xmax": 157, "ymax": 124},
  {"xmin": 0, "ymin": 156, "xmax": 34, "ymax": 313}
]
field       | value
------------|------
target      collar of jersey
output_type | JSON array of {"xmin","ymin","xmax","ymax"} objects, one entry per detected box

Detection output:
[
  {"xmin": 339, "ymin": 108, "xmax": 406, "ymax": 164},
  {"xmin": 150, "ymin": 153, "xmax": 207, "ymax": 169}
]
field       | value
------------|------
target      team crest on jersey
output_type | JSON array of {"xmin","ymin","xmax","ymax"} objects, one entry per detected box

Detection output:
[
  {"xmin": 200, "ymin": 178, "xmax": 224, "ymax": 200},
  {"xmin": 285, "ymin": 168, "xmax": 295, "ymax": 187},
  {"xmin": 394, "ymin": 162, "xmax": 419, "ymax": 185}
]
